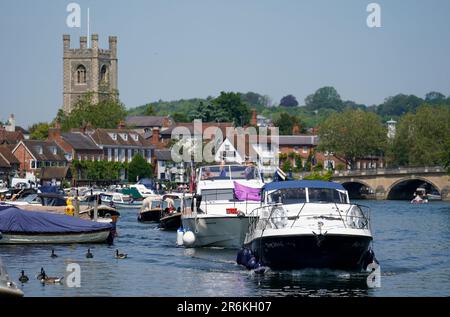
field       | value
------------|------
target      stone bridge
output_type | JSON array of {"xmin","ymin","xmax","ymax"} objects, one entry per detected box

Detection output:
[{"xmin": 329, "ymin": 166, "xmax": 450, "ymax": 200}]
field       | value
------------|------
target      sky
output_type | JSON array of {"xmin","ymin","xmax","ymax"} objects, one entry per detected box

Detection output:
[{"xmin": 1, "ymin": 0, "xmax": 450, "ymax": 127}]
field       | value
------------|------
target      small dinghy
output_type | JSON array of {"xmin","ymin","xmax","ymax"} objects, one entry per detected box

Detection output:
[
  {"xmin": 0, "ymin": 205, "xmax": 114, "ymax": 244},
  {"xmin": 0, "ymin": 258, "xmax": 24, "ymax": 297}
]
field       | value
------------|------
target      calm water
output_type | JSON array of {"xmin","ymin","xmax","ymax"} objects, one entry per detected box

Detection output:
[{"xmin": 1, "ymin": 200, "xmax": 449, "ymax": 297}]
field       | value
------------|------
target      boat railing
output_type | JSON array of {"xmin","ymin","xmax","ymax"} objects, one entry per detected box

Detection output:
[{"xmin": 247, "ymin": 203, "xmax": 371, "ymax": 235}]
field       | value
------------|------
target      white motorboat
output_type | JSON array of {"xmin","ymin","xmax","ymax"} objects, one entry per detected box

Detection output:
[
  {"xmin": 0, "ymin": 258, "xmax": 24, "ymax": 297},
  {"xmin": 99, "ymin": 192, "xmax": 141, "ymax": 209},
  {"xmin": 181, "ymin": 164, "xmax": 264, "ymax": 248},
  {"xmin": 241, "ymin": 180, "xmax": 376, "ymax": 271}
]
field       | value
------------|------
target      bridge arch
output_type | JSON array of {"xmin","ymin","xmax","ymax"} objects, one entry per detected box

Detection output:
[
  {"xmin": 341, "ymin": 181, "xmax": 375, "ymax": 200},
  {"xmin": 386, "ymin": 176, "xmax": 442, "ymax": 200}
]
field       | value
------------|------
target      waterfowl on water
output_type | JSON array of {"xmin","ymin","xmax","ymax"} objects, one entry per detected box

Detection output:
[
  {"xmin": 115, "ymin": 249, "xmax": 127, "ymax": 259},
  {"xmin": 86, "ymin": 248, "xmax": 93, "ymax": 258},
  {"xmin": 40, "ymin": 271, "xmax": 64, "ymax": 284},
  {"xmin": 51, "ymin": 249, "xmax": 58, "ymax": 258},
  {"xmin": 36, "ymin": 267, "xmax": 45, "ymax": 280},
  {"xmin": 19, "ymin": 270, "xmax": 29, "ymax": 283}
]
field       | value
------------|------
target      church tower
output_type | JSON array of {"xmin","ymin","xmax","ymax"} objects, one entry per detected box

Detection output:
[{"xmin": 63, "ymin": 34, "xmax": 118, "ymax": 113}]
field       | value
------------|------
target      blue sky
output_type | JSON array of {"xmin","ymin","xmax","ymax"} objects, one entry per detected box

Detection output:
[{"xmin": 1, "ymin": 0, "xmax": 450, "ymax": 127}]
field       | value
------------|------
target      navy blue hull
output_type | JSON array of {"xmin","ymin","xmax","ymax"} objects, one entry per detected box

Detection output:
[{"xmin": 246, "ymin": 234, "xmax": 372, "ymax": 271}]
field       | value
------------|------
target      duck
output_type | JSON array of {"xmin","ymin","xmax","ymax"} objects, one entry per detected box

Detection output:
[
  {"xmin": 36, "ymin": 267, "xmax": 45, "ymax": 280},
  {"xmin": 18, "ymin": 270, "xmax": 29, "ymax": 283},
  {"xmin": 50, "ymin": 249, "xmax": 58, "ymax": 258},
  {"xmin": 86, "ymin": 248, "xmax": 93, "ymax": 258},
  {"xmin": 115, "ymin": 249, "xmax": 127, "ymax": 259},
  {"xmin": 40, "ymin": 271, "xmax": 64, "ymax": 284}
]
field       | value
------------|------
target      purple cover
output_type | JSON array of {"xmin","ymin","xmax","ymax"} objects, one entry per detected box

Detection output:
[
  {"xmin": 233, "ymin": 182, "xmax": 261, "ymax": 201},
  {"xmin": 0, "ymin": 205, "xmax": 112, "ymax": 234}
]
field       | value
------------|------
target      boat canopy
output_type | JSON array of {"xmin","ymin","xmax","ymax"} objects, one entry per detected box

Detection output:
[
  {"xmin": 0, "ymin": 205, "xmax": 112, "ymax": 233},
  {"xmin": 263, "ymin": 180, "xmax": 345, "ymax": 192}
]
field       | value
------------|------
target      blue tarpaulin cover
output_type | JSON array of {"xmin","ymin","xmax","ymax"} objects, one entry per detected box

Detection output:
[{"xmin": 0, "ymin": 205, "xmax": 112, "ymax": 233}]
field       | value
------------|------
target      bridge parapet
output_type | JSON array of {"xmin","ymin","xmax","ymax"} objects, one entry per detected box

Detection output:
[{"xmin": 331, "ymin": 166, "xmax": 446, "ymax": 178}]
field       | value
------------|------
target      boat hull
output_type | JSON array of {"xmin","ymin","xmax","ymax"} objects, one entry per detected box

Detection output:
[
  {"xmin": 245, "ymin": 234, "xmax": 373, "ymax": 271},
  {"xmin": 159, "ymin": 213, "xmax": 181, "ymax": 231},
  {"xmin": 138, "ymin": 209, "xmax": 162, "ymax": 223},
  {"xmin": 0, "ymin": 229, "xmax": 112, "ymax": 244},
  {"xmin": 181, "ymin": 216, "xmax": 252, "ymax": 248}
]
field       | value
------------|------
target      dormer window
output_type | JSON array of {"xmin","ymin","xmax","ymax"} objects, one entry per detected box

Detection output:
[
  {"xmin": 120, "ymin": 133, "xmax": 128, "ymax": 141},
  {"xmin": 108, "ymin": 133, "xmax": 118, "ymax": 141},
  {"xmin": 131, "ymin": 134, "xmax": 139, "ymax": 141},
  {"xmin": 35, "ymin": 146, "xmax": 43, "ymax": 155},
  {"xmin": 50, "ymin": 146, "xmax": 57, "ymax": 155}
]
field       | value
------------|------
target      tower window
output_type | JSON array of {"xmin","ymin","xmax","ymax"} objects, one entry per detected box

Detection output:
[
  {"xmin": 76, "ymin": 65, "xmax": 87, "ymax": 84},
  {"xmin": 100, "ymin": 65, "xmax": 108, "ymax": 83}
]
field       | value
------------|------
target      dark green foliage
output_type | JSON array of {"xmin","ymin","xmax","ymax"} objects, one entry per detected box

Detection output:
[{"xmin": 128, "ymin": 154, "xmax": 152, "ymax": 182}]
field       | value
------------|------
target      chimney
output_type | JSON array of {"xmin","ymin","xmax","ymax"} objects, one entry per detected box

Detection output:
[
  {"xmin": 292, "ymin": 123, "xmax": 301, "ymax": 135},
  {"xmin": 48, "ymin": 125, "xmax": 61, "ymax": 141},
  {"xmin": 250, "ymin": 109, "xmax": 257, "ymax": 126},
  {"xmin": 118, "ymin": 120, "xmax": 126, "ymax": 129},
  {"xmin": 5, "ymin": 114, "xmax": 15, "ymax": 132},
  {"xmin": 80, "ymin": 36, "xmax": 87, "ymax": 49},
  {"xmin": 151, "ymin": 127, "xmax": 160, "ymax": 145}
]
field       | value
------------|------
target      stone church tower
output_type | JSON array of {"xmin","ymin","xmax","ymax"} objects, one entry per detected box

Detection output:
[{"xmin": 63, "ymin": 34, "xmax": 118, "ymax": 113}]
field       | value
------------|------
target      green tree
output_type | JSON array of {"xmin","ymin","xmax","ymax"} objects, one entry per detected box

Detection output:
[
  {"xmin": 279, "ymin": 94, "xmax": 299, "ymax": 107},
  {"xmin": 390, "ymin": 105, "xmax": 450, "ymax": 166},
  {"xmin": 305, "ymin": 87, "xmax": 343, "ymax": 111},
  {"xmin": 213, "ymin": 91, "xmax": 251, "ymax": 125},
  {"xmin": 318, "ymin": 109, "xmax": 387, "ymax": 169},
  {"xmin": 273, "ymin": 112, "xmax": 302, "ymax": 135},
  {"xmin": 57, "ymin": 92, "xmax": 126, "ymax": 131},
  {"xmin": 376, "ymin": 94, "xmax": 424, "ymax": 118},
  {"xmin": 144, "ymin": 104, "xmax": 156, "ymax": 116},
  {"xmin": 425, "ymin": 91, "xmax": 446, "ymax": 105},
  {"xmin": 128, "ymin": 154, "xmax": 152, "ymax": 182},
  {"xmin": 29, "ymin": 122, "xmax": 50, "ymax": 140}
]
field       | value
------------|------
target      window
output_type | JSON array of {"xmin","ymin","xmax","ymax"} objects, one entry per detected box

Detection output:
[
  {"xmin": 121, "ymin": 133, "xmax": 128, "ymax": 141},
  {"xmin": 107, "ymin": 148, "xmax": 112, "ymax": 162},
  {"xmin": 302, "ymin": 146, "xmax": 308, "ymax": 154},
  {"xmin": 50, "ymin": 146, "xmax": 57, "ymax": 155},
  {"xmin": 131, "ymin": 134, "xmax": 139, "ymax": 141},
  {"xmin": 112, "ymin": 133, "xmax": 117, "ymax": 141},
  {"xmin": 76, "ymin": 65, "xmax": 87, "ymax": 84},
  {"xmin": 35, "ymin": 146, "xmax": 43, "ymax": 155},
  {"xmin": 65, "ymin": 153, "xmax": 72, "ymax": 161},
  {"xmin": 114, "ymin": 148, "xmax": 119, "ymax": 161},
  {"xmin": 100, "ymin": 65, "xmax": 108, "ymax": 83},
  {"xmin": 30, "ymin": 160, "xmax": 36, "ymax": 169},
  {"xmin": 128, "ymin": 149, "xmax": 132, "ymax": 161}
]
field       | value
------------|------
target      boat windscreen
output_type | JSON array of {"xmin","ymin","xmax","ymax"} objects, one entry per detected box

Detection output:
[
  {"xmin": 308, "ymin": 188, "xmax": 346, "ymax": 204},
  {"xmin": 230, "ymin": 165, "xmax": 259, "ymax": 180},
  {"xmin": 268, "ymin": 188, "xmax": 307, "ymax": 204}
]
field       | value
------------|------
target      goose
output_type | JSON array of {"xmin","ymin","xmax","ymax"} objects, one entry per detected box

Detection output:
[
  {"xmin": 115, "ymin": 249, "xmax": 127, "ymax": 259},
  {"xmin": 86, "ymin": 248, "xmax": 93, "ymax": 258},
  {"xmin": 51, "ymin": 249, "xmax": 58, "ymax": 258},
  {"xmin": 19, "ymin": 270, "xmax": 29, "ymax": 283},
  {"xmin": 36, "ymin": 267, "xmax": 45, "ymax": 280},
  {"xmin": 40, "ymin": 271, "xmax": 64, "ymax": 284}
]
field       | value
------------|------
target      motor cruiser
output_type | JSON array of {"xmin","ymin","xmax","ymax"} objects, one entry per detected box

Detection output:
[
  {"xmin": 181, "ymin": 164, "xmax": 264, "ymax": 248},
  {"xmin": 242, "ymin": 180, "xmax": 375, "ymax": 271}
]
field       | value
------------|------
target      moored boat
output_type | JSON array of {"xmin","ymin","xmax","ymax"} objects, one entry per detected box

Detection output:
[
  {"xmin": 138, "ymin": 195, "xmax": 163, "ymax": 223},
  {"xmin": 158, "ymin": 193, "xmax": 192, "ymax": 231},
  {"xmin": 0, "ymin": 205, "xmax": 114, "ymax": 244}
]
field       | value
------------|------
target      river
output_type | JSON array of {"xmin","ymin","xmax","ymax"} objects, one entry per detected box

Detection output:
[{"xmin": 1, "ymin": 200, "xmax": 449, "ymax": 297}]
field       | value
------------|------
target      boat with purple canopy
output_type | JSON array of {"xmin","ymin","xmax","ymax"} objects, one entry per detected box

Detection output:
[{"xmin": 0, "ymin": 204, "xmax": 114, "ymax": 244}]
